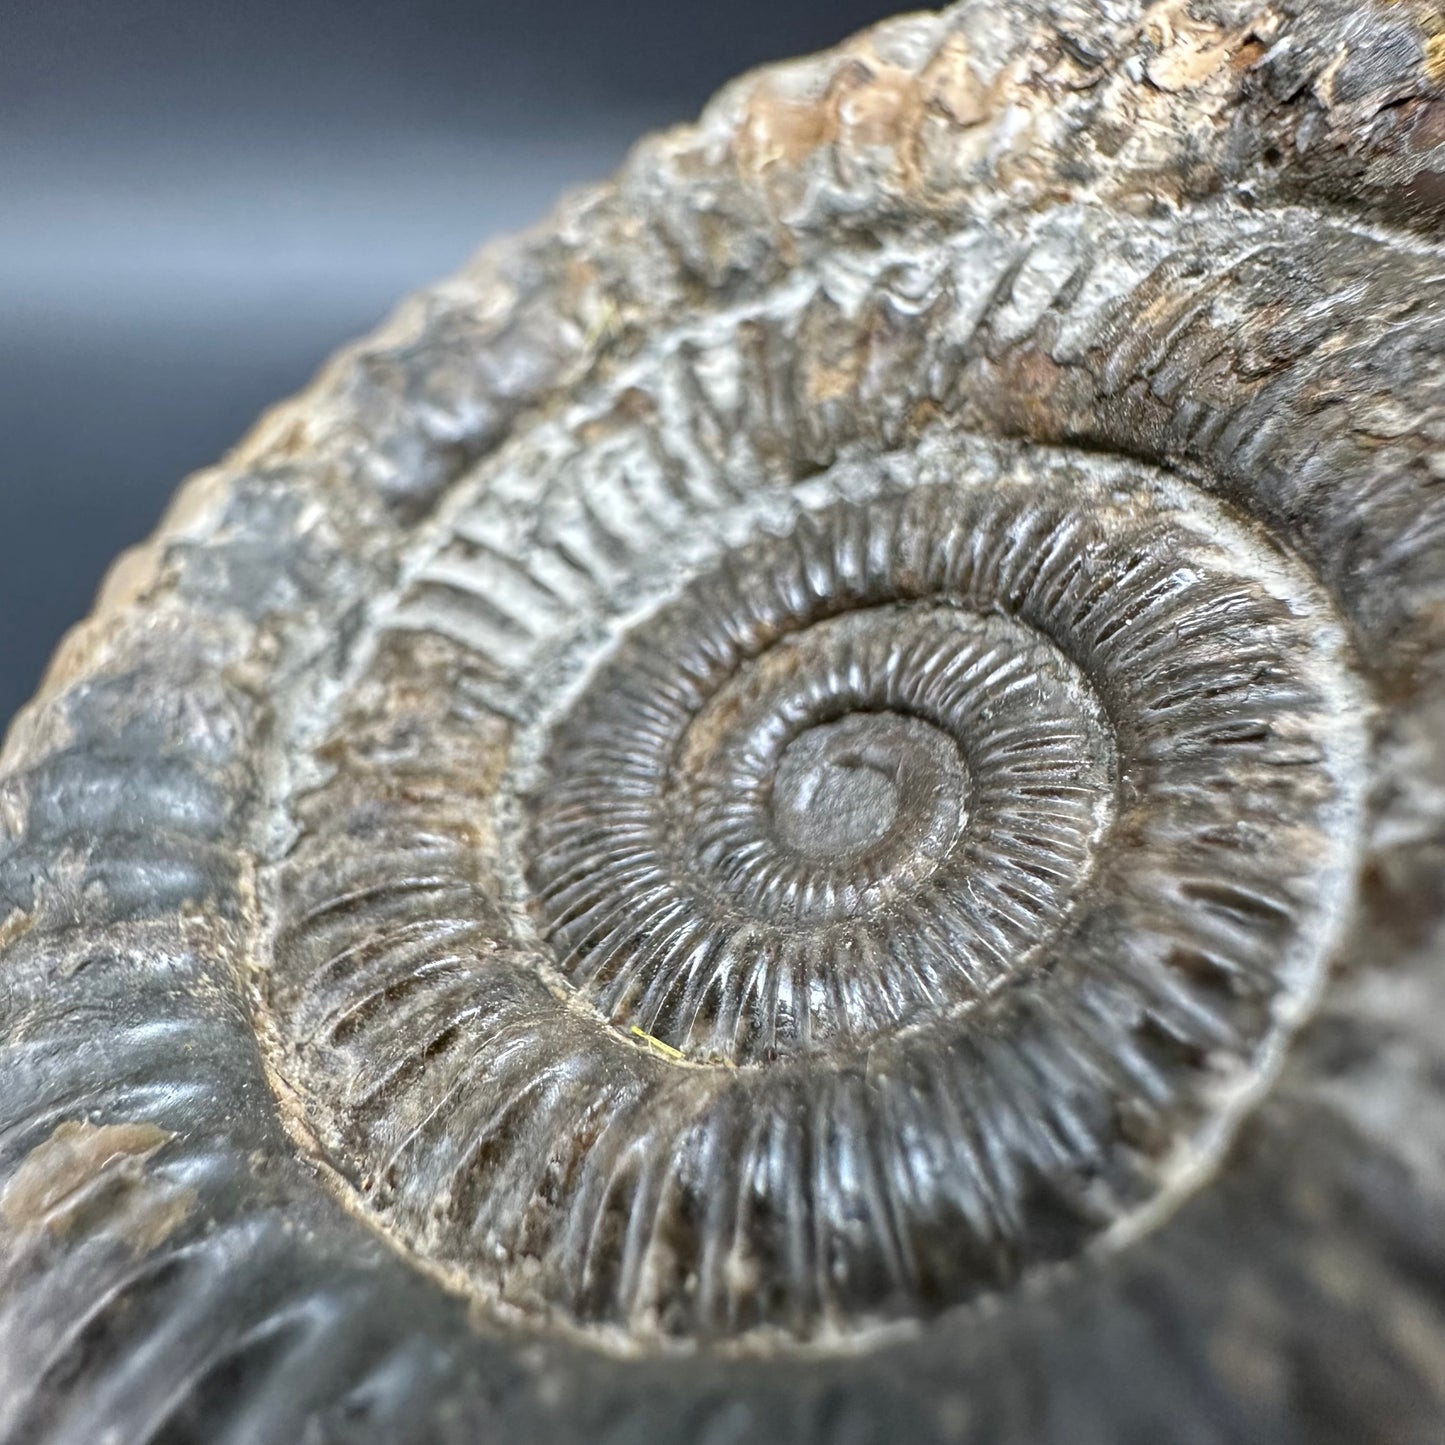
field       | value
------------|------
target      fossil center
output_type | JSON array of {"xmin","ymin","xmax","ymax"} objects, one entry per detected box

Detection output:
[{"xmin": 770, "ymin": 711, "xmax": 964, "ymax": 865}]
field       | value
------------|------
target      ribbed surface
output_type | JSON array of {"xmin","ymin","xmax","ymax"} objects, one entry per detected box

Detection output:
[
  {"xmin": 273, "ymin": 445, "xmax": 1363, "ymax": 1343},
  {"xmin": 1, "ymin": 0, "xmax": 1442, "ymax": 1438}
]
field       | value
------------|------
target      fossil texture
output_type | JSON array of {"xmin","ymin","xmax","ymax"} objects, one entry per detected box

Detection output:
[{"xmin": 2, "ymin": 1, "xmax": 1444, "ymax": 1442}]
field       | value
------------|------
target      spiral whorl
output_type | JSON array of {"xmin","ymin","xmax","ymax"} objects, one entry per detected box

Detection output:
[{"xmin": 264, "ymin": 432, "xmax": 1362, "ymax": 1344}]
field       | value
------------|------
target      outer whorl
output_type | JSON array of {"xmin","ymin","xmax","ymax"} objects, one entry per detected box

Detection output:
[{"xmin": 1, "ymin": 3, "xmax": 1443, "ymax": 1442}]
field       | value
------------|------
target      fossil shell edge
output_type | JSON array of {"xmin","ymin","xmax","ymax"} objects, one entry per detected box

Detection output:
[{"xmin": 0, "ymin": 2, "xmax": 1443, "ymax": 1443}]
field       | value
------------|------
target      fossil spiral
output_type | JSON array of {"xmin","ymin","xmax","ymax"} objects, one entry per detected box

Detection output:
[{"xmin": 1, "ymin": 1, "xmax": 1443, "ymax": 1441}]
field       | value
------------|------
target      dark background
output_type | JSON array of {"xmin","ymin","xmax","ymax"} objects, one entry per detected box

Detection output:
[{"xmin": 0, "ymin": 0, "xmax": 896, "ymax": 726}]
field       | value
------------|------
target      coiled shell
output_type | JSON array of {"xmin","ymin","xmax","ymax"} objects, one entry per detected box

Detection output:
[{"xmin": 1, "ymin": 1, "xmax": 1443, "ymax": 1441}]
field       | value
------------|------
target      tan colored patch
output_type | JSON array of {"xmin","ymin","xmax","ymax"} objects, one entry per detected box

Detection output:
[
  {"xmin": 1144, "ymin": 5, "xmax": 1254, "ymax": 94},
  {"xmin": 736, "ymin": 82, "xmax": 838, "ymax": 176},
  {"xmin": 1137, "ymin": 4, "xmax": 1286, "ymax": 96},
  {"xmin": 802, "ymin": 359, "xmax": 863, "ymax": 406},
  {"xmin": 2, "ymin": 1120, "xmax": 194, "ymax": 1253},
  {"xmin": 1143, "ymin": 0, "xmax": 1184, "ymax": 49},
  {"xmin": 833, "ymin": 57, "xmax": 923, "ymax": 154},
  {"xmin": 157, "ymin": 467, "xmax": 234, "ymax": 537},
  {"xmin": 0, "ymin": 907, "xmax": 35, "ymax": 954},
  {"xmin": 921, "ymin": 33, "xmax": 990, "ymax": 128},
  {"xmin": 1147, "ymin": 32, "xmax": 1234, "ymax": 92},
  {"xmin": 1313, "ymin": 46, "xmax": 1351, "ymax": 109},
  {"xmin": 93, "ymin": 540, "xmax": 164, "ymax": 615},
  {"xmin": 1427, "ymin": 32, "xmax": 1445, "ymax": 83},
  {"xmin": 738, "ymin": 35, "xmax": 996, "ymax": 197},
  {"xmin": 1230, "ymin": 38, "xmax": 1269, "ymax": 70}
]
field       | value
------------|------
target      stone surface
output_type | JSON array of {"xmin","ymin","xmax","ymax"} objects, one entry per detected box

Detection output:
[{"xmin": 1, "ymin": 1, "xmax": 1443, "ymax": 1441}]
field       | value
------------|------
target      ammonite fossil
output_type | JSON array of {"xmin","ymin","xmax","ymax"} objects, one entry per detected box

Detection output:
[{"xmin": 2, "ymin": 1, "xmax": 1443, "ymax": 1440}]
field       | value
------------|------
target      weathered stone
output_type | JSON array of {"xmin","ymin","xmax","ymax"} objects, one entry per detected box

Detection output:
[{"xmin": 1, "ymin": 2, "xmax": 1443, "ymax": 1441}]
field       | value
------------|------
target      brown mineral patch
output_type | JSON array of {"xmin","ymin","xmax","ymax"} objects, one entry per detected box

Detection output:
[
  {"xmin": 2, "ymin": 1120, "xmax": 194, "ymax": 1253},
  {"xmin": 832, "ymin": 57, "xmax": 923, "ymax": 155},
  {"xmin": 1231, "ymin": 39, "xmax": 1269, "ymax": 70},
  {"xmin": 1427, "ymin": 32, "xmax": 1445, "ymax": 83},
  {"xmin": 736, "ymin": 81, "xmax": 838, "ymax": 176},
  {"xmin": 1405, "ymin": 167, "xmax": 1445, "ymax": 208},
  {"xmin": 0, "ymin": 907, "xmax": 35, "ymax": 954},
  {"xmin": 1411, "ymin": 98, "xmax": 1445, "ymax": 149},
  {"xmin": 993, "ymin": 347, "xmax": 1072, "ymax": 436},
  {"xmin": 738, "ymin": 35, "xmax": 995, "ymax": 196},
  {"xmin": 921, "ymin": 33, "xmax": 990, "ymax": 128},
  {"xmin": 1313, "ymin": 46, "xmax": 1351, "ymax": 110},
  {"xmin": 803, "ymin": 364, "xmax": 861, "ymax": 407},
  {"xmin": 801, "ymin": 346, "xmax": 863, "ymax": 407}
]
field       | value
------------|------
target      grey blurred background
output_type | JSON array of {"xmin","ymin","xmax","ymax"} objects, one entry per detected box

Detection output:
[{"xmin": 0, "ymin": 0, "xmax": 895, "ymax": 724}]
